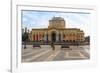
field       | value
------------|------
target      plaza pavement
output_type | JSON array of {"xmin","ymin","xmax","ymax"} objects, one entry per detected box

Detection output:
[{"xmin": 22, "ymin": 45, "xmax": 90, "ymax": 62}]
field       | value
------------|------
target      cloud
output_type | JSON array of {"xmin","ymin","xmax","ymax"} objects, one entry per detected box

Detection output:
[{"xmin": 22, "ymin": 11, "xmax": 91, "ymax": 36}]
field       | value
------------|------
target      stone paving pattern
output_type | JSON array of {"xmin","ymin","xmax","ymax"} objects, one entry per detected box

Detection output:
[{"xmin": 22, "ymin": 45, "xmax": 90, "ymax": 62}]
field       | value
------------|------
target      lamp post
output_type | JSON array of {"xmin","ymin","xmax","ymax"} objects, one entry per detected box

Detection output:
[{"xmin": 76, "ymin": 33, "xmax": 79, "ymax": 48}]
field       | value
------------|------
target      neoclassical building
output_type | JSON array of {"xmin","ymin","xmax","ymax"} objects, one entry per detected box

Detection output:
[{"xmin": 29, "ymin": 17, "xmax": 84, "ymax": 43}]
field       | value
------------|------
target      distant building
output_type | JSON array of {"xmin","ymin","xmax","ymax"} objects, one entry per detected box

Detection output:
[{"xmin": 29, "ymin": 17, "xmax": 85, "ymax": 43}]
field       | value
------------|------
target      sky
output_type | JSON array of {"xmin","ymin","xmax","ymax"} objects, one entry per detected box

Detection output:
[{"xmin": 22, "ymin": 10, "xmax": 91, "ymax": 36}]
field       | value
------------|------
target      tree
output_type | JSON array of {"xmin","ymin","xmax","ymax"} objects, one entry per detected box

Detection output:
[
  {"xmin": 22, "ymin": 31, "xmax": 29, "ymax": 49},
  {"xmin": 85, "ymin": 36, "xmax": 90, "ymax": 42}
]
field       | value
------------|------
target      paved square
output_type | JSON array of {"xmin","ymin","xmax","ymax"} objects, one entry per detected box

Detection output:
[{"xmin": 22, "ymin": 45, "xmax": 90, "ymax": 62}]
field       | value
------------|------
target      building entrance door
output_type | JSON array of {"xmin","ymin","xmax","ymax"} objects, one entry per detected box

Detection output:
[{"xmin": 51, "ymin": 32, "xmax": 56, "ymax": 42}]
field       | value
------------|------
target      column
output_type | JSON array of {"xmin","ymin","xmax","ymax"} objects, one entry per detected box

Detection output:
[
  {"xmin": 49, "ymin": 33, "xmax": 51, "ymax": 42},
  {"xmin": 37, "ymin": 34, "xmax": 38, "ymax": 41},
  {"xmin": 45, "ymin": 32, "xmax": 48, "ymax": 42},
  {"xmin": 56, "ymin": 31, "xmax": 59, "ymax": 42},
  {"xmin": 39, "ymin": 34, "xmax": 41, "ymax": 41},
  {"xmin": 48, "ymin": 33, "xmax": 50, "ymax": 42},
  {"xmin": 41, "ymin": 34, "xmax": 43, "ymax": 41},
  {"xmin": 59, "ymin": 33, "xmax": 61, "ymax": 42},
  {"xmin": 38, "ymin": 33, "xmax": 40, "ymax": 41},
  {"xmin": 34, "ymin": 34, "xmax": 36, "ymax": 41},
  {"xmin": 61, "ymin": 32, "xmax": 63, "ymax": 42},
  {"xmin": 33, "ymin": 34, "xmax": 35, "ymax": 41},
  {"xmin": 46, "ymin": 33, "xmax": 48, "ymax": 42},
  {"xmin": 44, "ymin": 32, "xmax": 47, "ymax": 41},
  {"xmin": 35, "ymin": 34, "xmax": 37, "ymax": 41}
]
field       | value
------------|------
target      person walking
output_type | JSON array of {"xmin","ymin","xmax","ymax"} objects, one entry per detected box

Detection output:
[{"xmin": 51, "ymin": 42, "xmax": 55, "ymax": 50}]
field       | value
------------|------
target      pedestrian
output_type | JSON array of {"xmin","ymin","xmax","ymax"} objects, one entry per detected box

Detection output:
[{"xmin": 51, "ymin": 42, "xmax": 55, "ymax": 50}]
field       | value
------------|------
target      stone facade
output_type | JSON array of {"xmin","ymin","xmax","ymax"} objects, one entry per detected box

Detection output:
[{"xmin": 29, "ymin": 17, "xmax": 84, "ymax": 43}]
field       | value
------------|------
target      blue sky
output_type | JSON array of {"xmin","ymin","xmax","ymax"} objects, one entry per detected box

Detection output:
[{"xmin": 22, "ymin": 10, "xmax": 91, "ymax": 36}]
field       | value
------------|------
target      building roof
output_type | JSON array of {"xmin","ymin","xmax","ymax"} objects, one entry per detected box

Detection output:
[
  {"xmin": 51, "ymin": 17, "xmax": 64, "ymax": 21},
  {"xmin": 32, "ymin": 28, "xmax": 79, "ymax": 30}
]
